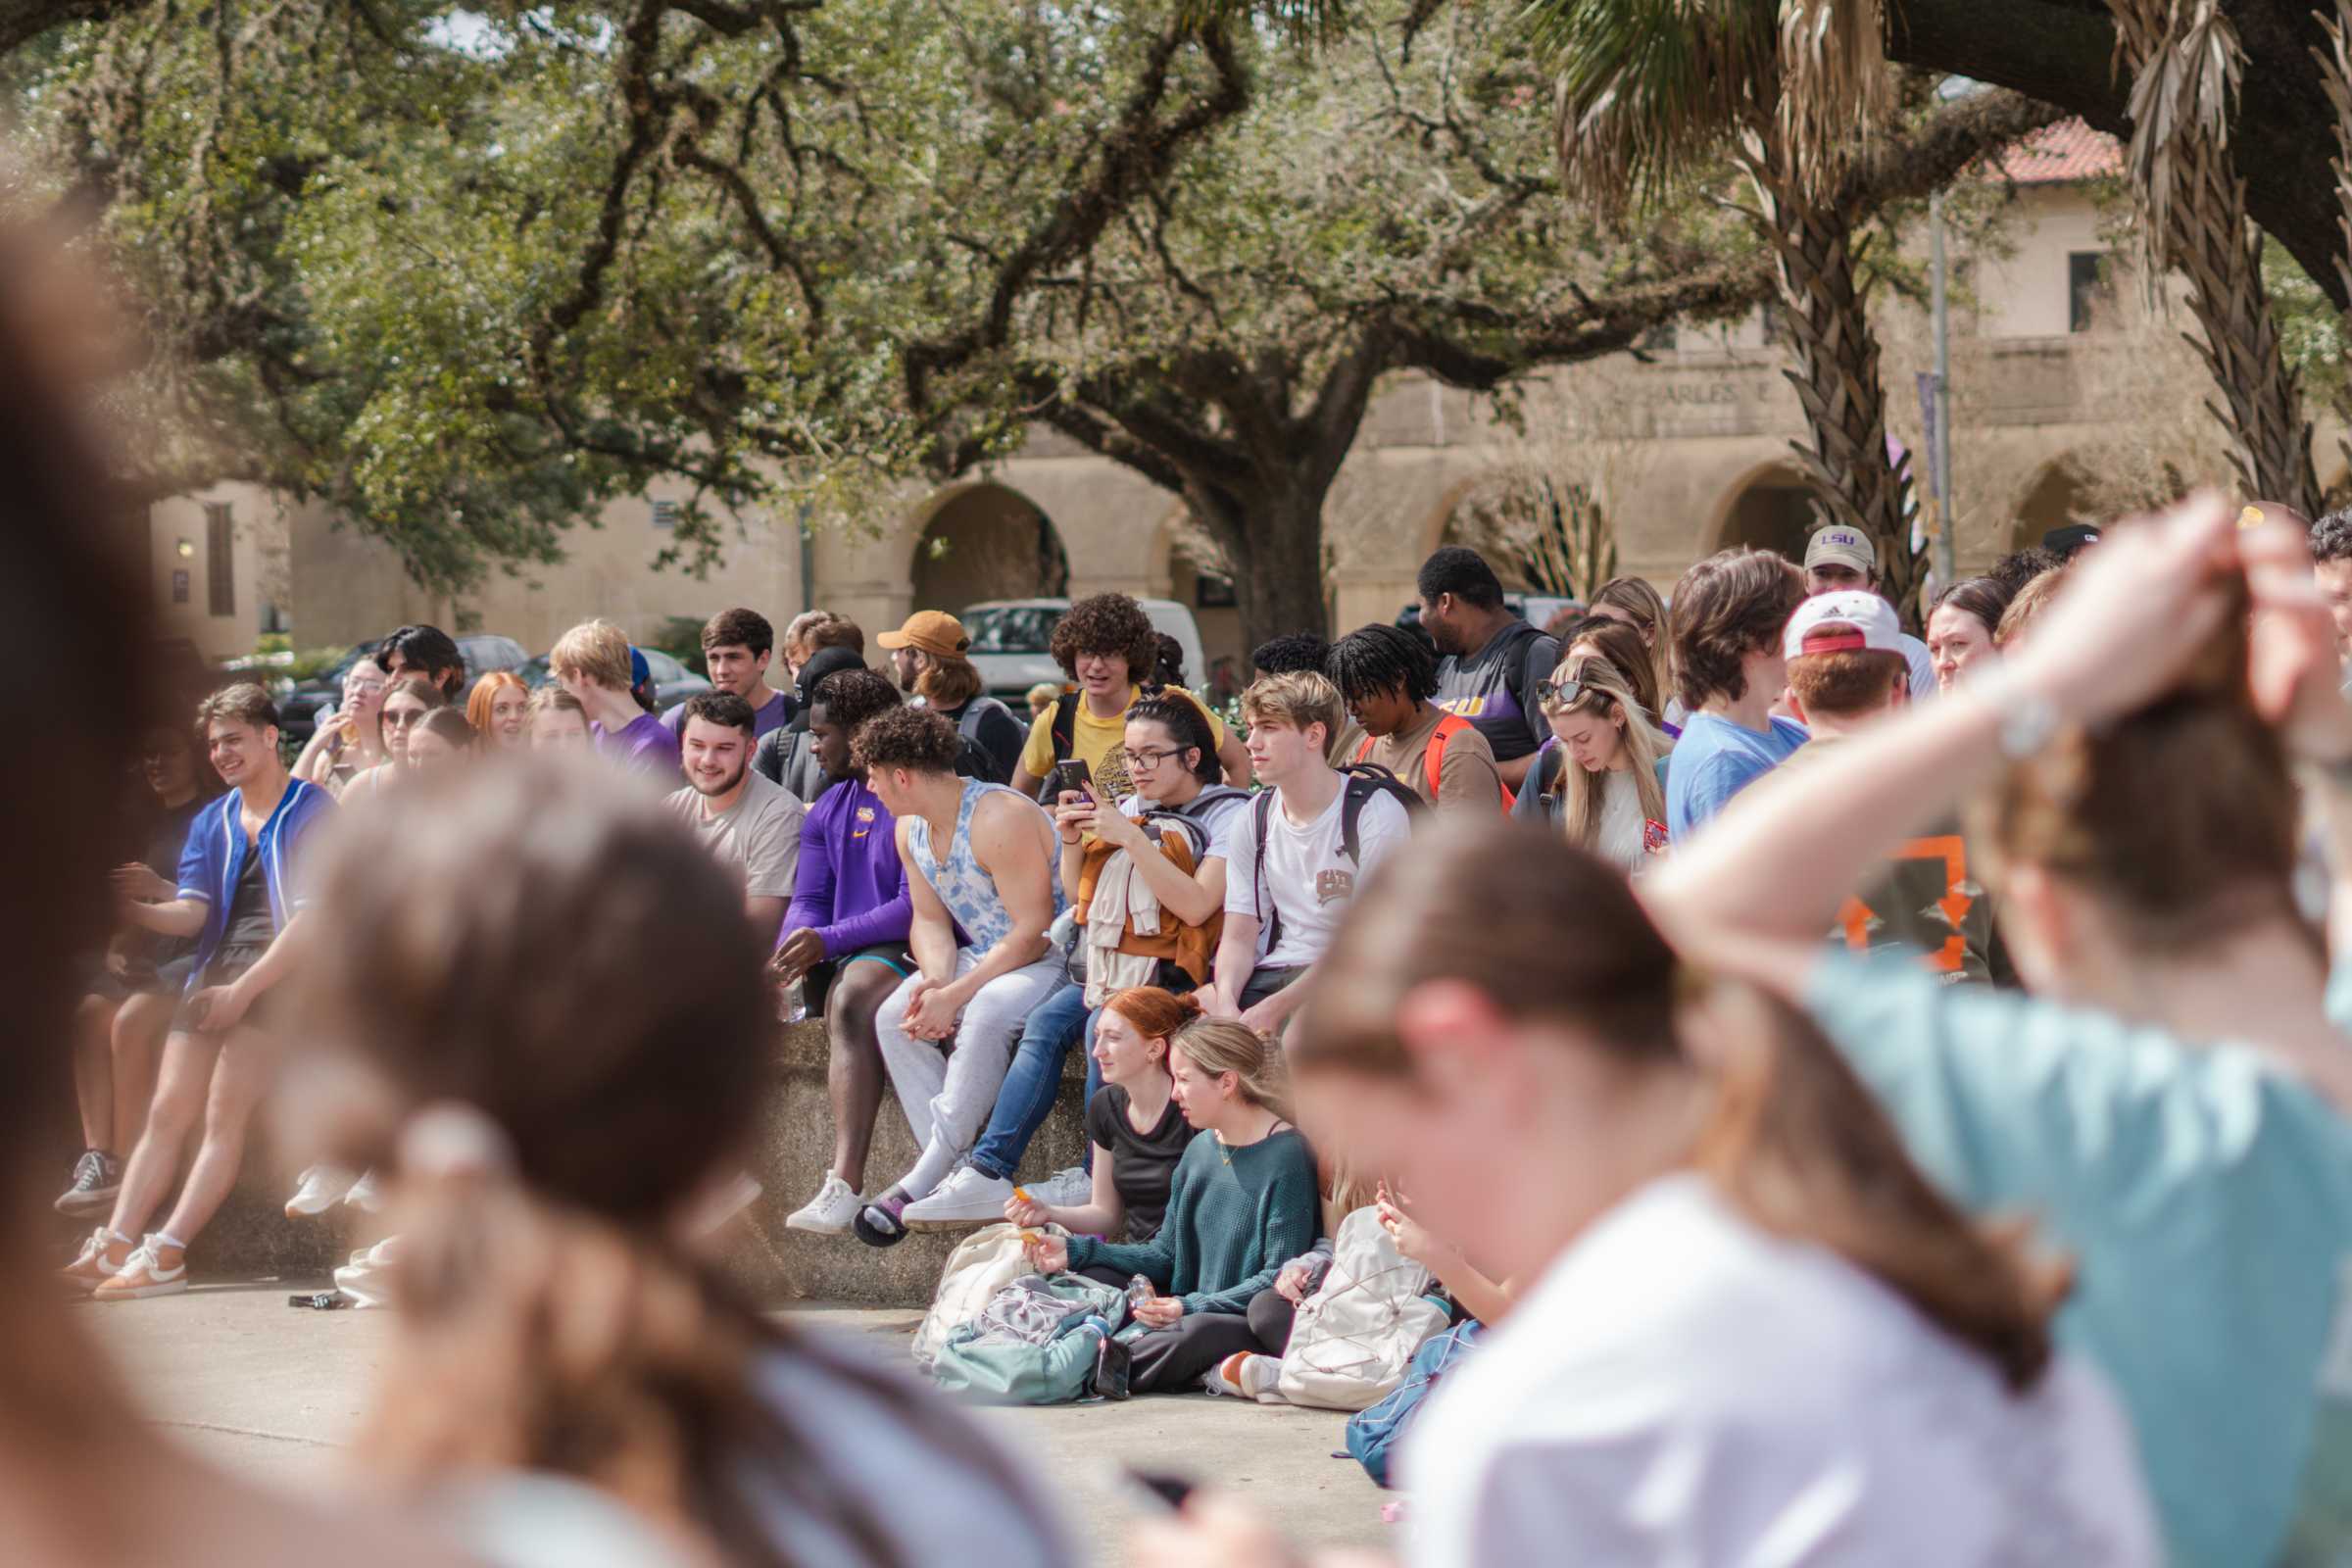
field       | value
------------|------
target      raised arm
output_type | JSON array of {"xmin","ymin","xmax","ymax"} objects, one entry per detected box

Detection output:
[{"xmin": 1643, "ymin": 492, "xmax": 2241, "ymax": 998}]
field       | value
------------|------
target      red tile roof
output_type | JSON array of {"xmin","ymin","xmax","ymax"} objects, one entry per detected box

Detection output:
[{"xmin": 1979, "ymin": 117, "xmax": 2124, "ymax": 185}]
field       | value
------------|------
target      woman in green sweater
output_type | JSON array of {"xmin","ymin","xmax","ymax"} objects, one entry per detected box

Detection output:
[{"xmin": 1030, "ymin": 1018, "xmax": 1320, "ymax": 1395}]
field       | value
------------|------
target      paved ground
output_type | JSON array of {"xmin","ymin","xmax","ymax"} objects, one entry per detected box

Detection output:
[{"xmin": 85, "ymin": 1281, "xmax": 1390, "ymax": 1564}]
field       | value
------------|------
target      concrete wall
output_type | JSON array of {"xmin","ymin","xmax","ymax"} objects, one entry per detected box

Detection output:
[{"xmin": 149, "ymin": 484, "xmax": 302, "ymax": 663}]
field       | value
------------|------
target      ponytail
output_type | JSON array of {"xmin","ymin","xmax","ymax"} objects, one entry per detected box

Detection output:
[
  {"xmin": 1172, "ymin": 1016, "xmax": 1292, "ymax": 1122},
  {"xmin": 1297, "ymin": 819, "xmax": 2068, "ymax": 1394},
  {"xmin": 1684, "ymin": 979, "xmax": 2067, "ymax": 1391}
]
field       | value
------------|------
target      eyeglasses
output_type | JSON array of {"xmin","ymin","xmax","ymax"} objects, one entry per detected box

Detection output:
[
  {"xmin": 1535, "ymin": 677, "xmax": 1587, "ymax": 710},
  {"xmin": 381, "ymin": 708, "xmax": 425, "ymax": 729},
  {"xmin": 1127, "ymin": 745, "xmax": 1187, "ymax": 769}
]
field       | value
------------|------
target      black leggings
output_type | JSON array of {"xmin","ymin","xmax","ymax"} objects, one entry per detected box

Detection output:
[{"xmin": 1125, "ymin": 1288, "xmax": 1297, "ymax": 1396}]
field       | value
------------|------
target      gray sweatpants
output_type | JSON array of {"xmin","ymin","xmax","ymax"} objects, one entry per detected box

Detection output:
[{"xmin": 875, "ymin": 951, "xmax": 1068, "ymax": 1200}]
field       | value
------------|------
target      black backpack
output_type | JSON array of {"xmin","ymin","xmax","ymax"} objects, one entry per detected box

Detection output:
[{"xmin": 1249, "ymin": 764, "xmax": 1423, "ymax": 953}]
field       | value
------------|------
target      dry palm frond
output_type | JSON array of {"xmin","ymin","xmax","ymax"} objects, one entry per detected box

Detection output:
[
  {"xmin": 2110, "ymin": 0, "xmax": 2239, "ymax": 272},
  {"xmin": 1774, "ymin": 0, "xmax": 1891, "ymax": 196},
  {"xmin": 2312, "ymin": 0, "xmax": 2352, "ymax": 305}
]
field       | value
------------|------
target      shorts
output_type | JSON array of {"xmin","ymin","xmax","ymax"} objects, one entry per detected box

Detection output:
[
  {"xmin": 1239, "ymin": 964, "xmax": 1309, "ymax": 1009},
  {"xmin": 171, "ymin": 944, "xmax": 280, "ymax": 1035},
  {"xmin": 82, "ymin": 949, "xmax": 196, "ymax": 1005},
  {"xmin": 806, "ymin": 941, "xmax": 917, "ymax": 1018}
]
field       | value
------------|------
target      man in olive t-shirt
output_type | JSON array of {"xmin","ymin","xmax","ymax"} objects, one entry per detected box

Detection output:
[{"xmin": 1328, "ymin": 622, "xmax": 1507, "ymax": 814}]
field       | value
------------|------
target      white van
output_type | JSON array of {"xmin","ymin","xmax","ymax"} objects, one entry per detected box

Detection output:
[{"xmin": 958, "ymin": 598, "xmax": 1208, "ymax": 702}]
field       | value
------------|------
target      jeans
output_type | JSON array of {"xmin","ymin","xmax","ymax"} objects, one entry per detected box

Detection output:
[
  {"xmin": 968, "ymin": 981, "xmax": 1093, "ymax": 1182},
  {"xmin": 876, "ymin": 954, "xmax": 1067, "ymax": 1200}
]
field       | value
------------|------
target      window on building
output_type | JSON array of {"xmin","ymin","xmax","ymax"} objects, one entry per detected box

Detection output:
[
  {"xmin": 651, "ymin": 498, "xmax": 678, "ymax": 531},
  {"xmin": 204, "ymin": 502, "xmax": 234, "ymax": 617},
  {"xmin": 2069, "ymin": 252, "xmax": 2113, "ymax": 333}
]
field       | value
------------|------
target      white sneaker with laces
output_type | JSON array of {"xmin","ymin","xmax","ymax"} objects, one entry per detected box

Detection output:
[
  {"xmin": 1032, "ymin": 1166, "xmax": 1093, "ymax": 1207},
  {"xmin": 343, "ymin": 1168, "xmax": 383, "ymax": 1212},
  {"xmin": 92, "ymin": 1235, "xmax": 188, "ymax": 1300},
  {"xmin": 903, "ymin": 1166, "xmax": 1015, "ymax": 1228},
  {"xmin": 284, "ymin": 1164, "xmax": 358, "ymax": 1219},
  {"xmin": 784, "ymin": 1175, "xmax": 863, "ymax": 1236}
]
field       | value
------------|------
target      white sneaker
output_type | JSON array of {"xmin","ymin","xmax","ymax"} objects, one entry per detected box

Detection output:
[
  {"xmin": 903, "ymin": 1166, "xmax": 1015, "ymax": 1228},
  {"xmin": 1032, "ymin": 1165, "xmax": 1093, "ymax": 1207},
  {"xmin": 784, "ymin": 1175, "xmax": 863, "ymax": 1236},
  {"xmin": 91, "ymin": 1235, "xmax": 188, "ymax": 1300},
  {"xmin": 284, "ymin": 1164, "xmax": 358, "ymax": 1218},
  {"xmin": 343, "ymin": 1168, "xmax": 383, "ymax": 1213}
]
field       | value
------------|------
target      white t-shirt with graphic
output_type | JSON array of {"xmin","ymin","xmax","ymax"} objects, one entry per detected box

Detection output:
[{"xmin": 1221, "ymin": 782, "xmax": 1409, "ymax": 969}]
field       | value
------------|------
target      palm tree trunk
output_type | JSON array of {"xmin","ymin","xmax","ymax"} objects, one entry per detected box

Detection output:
[
  {"xmin": 2112, "ymin": 0, "xmax": 2317, "ymax": 514},
  {"xmin": 1738, "ymin": 123, "xmax": 1922, "ymax": 623}
]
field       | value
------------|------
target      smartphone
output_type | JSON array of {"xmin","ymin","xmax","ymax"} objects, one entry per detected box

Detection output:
[
  {"xmin": 1121, "ymin": 1467, "xmax": 1196, "ymax": 1512},
  {"xmin": 1051, "ymin": 758, "xmax": 1093, "ymax": 800}
]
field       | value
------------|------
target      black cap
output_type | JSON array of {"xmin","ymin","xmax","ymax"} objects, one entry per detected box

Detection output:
[{"xmin": 2041, "ymin": 523, "xmax": 2102, "ymax": 560}]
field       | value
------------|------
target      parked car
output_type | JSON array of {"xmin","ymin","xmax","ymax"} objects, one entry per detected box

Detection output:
[
  {"xmin": 517, "ymin": 646, "xmax": 711, "ymax": 710},
  {"xmin": 959, "ymin": 598, "xmax": 1208, "ymax": 703},
  {"xmin": 282, "ymin": 633, "xmax": 529, "ymax": 748}
]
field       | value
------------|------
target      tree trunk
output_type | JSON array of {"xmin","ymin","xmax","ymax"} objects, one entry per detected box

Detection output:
[
  {"xmin": 1194, "ymin": 479, "xmax": 1332, "ymax": 658},
  {"xmin": 2110, "ymin": 0, "xmax": 2318, "ymax": 515},
  {"xmin": 1739, "ymin": 127, "xmax": 1924, "ymax": 625}
]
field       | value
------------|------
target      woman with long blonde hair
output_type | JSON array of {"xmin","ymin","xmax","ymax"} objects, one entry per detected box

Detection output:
[{"xmin": 1525, "ymin": 656, "xmax": 1671, "ymax": 873}]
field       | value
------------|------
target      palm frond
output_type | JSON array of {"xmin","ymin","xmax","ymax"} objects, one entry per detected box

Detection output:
[
  {"xmin": 1775, "ymin": 0, "xmax": 1890, "ymax": 195},
  {"xmin": 2109, "ymin": 0, "xmax": 2241, "ymax": 264}
]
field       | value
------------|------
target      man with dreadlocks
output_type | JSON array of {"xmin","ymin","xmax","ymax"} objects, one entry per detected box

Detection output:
[{"xmin": 1326, "ymin": 623, "xmax": 1509, "ymax": 815}]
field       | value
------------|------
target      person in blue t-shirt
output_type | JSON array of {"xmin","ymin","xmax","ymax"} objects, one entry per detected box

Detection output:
[
  {"xmin": 1662, "ymin": 546, "xmax": 1808, "ymax": 841},
  {"xmin": 1648, "ymin": 494, "xmax": 2352, "ymax": 1568}
]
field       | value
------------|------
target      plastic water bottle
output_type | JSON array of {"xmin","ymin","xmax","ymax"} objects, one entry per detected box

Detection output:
[
  {"xmin": 780, "ymin": 976, "xmax": 807, "ymax": 1024},
  {"xmin": 1126, "ymin": 1274, "xmax": 1156, "ymax": 1313}
]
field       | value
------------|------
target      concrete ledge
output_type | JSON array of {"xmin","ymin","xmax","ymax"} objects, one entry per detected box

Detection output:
[{"xmin": 159, "ymin": 1018, "xmax": 1092, "ymax": 1309}]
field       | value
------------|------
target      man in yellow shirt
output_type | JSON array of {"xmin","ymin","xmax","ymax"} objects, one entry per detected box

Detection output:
[{"xmin": 1009, "ymin": 592, "xmax": 1250, "ymax": 805}]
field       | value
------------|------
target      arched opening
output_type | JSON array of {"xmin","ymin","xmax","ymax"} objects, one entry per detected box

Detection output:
[
  {"xmin": 2008, "ymin": 458, "xmax": 2091, "ymax": 554},
  {"xmin": 908, "ymin": 482, "xmax": 1070, "ymax": 614},
  {"xmin": 1708, "ymin": 460, "xmax": 1824, "ymax": 562},
  {"xmin": 1437, "ymin": 471, "xmax": 1620, "ymax": 598}
]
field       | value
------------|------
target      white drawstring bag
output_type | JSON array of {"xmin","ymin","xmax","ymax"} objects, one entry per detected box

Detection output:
[
  {"xmin": 911, "ymin": 1221, "xmax": 1064, "ymax": 1371},
  {"xmin": 1273, "ymin": 1207, "xmax": 1448, "ymax": 1411}
]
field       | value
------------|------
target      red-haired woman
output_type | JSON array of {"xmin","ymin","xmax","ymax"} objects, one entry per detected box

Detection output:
[
  {"xmin": 465, "ymin": 670, "xmax": 530, "ymax": 752},
  {"xmin": 1005, "ymin": 986, "xmax": 1196, "ymax": 1247}
]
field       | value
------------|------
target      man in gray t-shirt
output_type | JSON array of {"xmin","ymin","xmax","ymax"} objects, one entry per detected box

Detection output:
[{"xmin": 666, "ymin": 692, "xmax": 806, "ymax": 944}]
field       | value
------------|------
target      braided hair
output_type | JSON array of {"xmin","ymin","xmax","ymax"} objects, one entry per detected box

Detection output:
[{"xmin": 1326, "ymin": 622, "xmax": 1438, "ymax": 706}]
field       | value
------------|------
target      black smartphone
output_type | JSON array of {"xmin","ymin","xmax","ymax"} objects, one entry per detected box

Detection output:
[{"xmin": 1051, "ymin": 758, "xmax": 1093, "ymax": 800}]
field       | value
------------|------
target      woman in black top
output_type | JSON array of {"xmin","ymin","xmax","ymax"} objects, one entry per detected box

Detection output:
[{"xmin": 1005, "ymin": 986, "xmax": 1195, "ymax": 1245}]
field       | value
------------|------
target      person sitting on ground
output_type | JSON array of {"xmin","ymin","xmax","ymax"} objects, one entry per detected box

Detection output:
[
  {"xmin": 756, "ymin": 643, "xmax": 866, "ymax": 802},
  {"xmin": 1250, "ymin": 631, "xmax": 1361, "ymax": 763},
  {"xmin": 1586, "ymin": 575, "xmax": 1680, "ymax": 725},
  {"xmin": 1025, "ymin": 681, "xmax": 1062, "ymax": 722},
  {"xmin": 883, "ymin": 610, "xmax": 1026, "ymax": 784},
  {"xmin": 1771, "ymin": 591, "xmax": 2007, "ymax": 985},
  {"xmin": 374, "ymin": 623, "xmax": 468, "ymax": 706},
  {"xmin": 65, "ymin": 685, "xmax": 335, "ymax": 1301},
  {"xmin": 661, "ymin": 606, "xmax": 794, "ymax": 741},
  {"xmin": 404, "ymin": 708, "xmax": 477, "ymax": 772},
  {"xmin": 2310, "ymin": 508, "xmax": 2352, "ymax": 667},
  {"xmin": 1010, "ymin": 591, "xmax": 1249, "ymax": 804},
  {"xmin": 1004, "ymin": 986, "xmax": 1199, "ymax": 1243},
  {"xmin": 465, "ymin": 670, "xmax": 530, "ymax": 752},
  {"xmin": 1799, "ymin": 525, "xmax": 1936, "ymax": 698},
  {"xmin": 855, "ymin": 707, "xmax": 1067, "ymax": 1246},
  {"xmin": 909, "ymin": 694, "xmax": 1250, "ymax": 1226},
  {"xmin": 291, "ymin": 657, "xmax": 387, "ymax": 796},
  {"xmin": 551, "ymin": 618, "xmax": 681, "ymax": 783},
  {"xmin": 59, "ymin": 721, "xmax": 215, "ymax": 1218},
  {"xmin": 1927, "ymin": 576, "xmax": 2015, "ymax": 694},
  {"xmin": 1516, "ymin": 657, "xmax": 1672, "ymax": 875},
  {"xmin": 1416, "ymin": 546, "xmax": 1560, "ymax": 791},
  {"xmin": 1208, "ymin": 673, "xmax": 1411, "ymax": 1038},
  {"xmin": 287, "ymin": 757, "xmax": 1076, "ymax": 1568},
  {"xmin": 1148, "ymin": 821, "xmax": 2157, "ymax": 1567},
  {"xmin": 775, "ymin": 670, "xmax": 920, "ymax": 1236},
  {"xmin": 1561, "ymin": 616, "xmax": 1678, "ymax": 739},
  {"xmin": 335, "ymin": 672, "xmax": 444, "ymax": 807},
  {"xmin": 1029, "ymin": 1017, "xmax": 1319, "ymax": 1397},
  {"xmin": 1663, "ymin": 546, "xmax": 1809, "ymax": 841},
  {"xmin": 1643, "ymin": 495, "xmax": 2352, "ymax": 1565},
  {"xmin": 780, "ymin": 609, "xmax": 863, "ymax": 683},
  {"xmin": 525, "ymin": 683, "xmax": 590, "ymax": 749},
  {"xmin": 666, "ymin": 691, "xmax": 806, "ymax": 944},
  {"xmin": 1328, "ymin": 623, "xmax": 1507, "ymax": 815}
]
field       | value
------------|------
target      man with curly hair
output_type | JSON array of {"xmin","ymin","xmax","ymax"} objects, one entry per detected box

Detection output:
[
  {"xmin": 2311, "ymin": 508, "xmax": 2352, "ymax": 665},
  {"xmin": 1009, "ymin": 591, "xmax": 1250, "ymax": 805},
  {"xmin": 851, "ymin": 706, "xmax": 1067, "ymax": 1246}
]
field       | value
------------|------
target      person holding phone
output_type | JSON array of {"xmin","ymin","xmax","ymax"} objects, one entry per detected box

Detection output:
[{"xmin": 291, "ymin": 657, "xmax": 388, "ymax": 798}]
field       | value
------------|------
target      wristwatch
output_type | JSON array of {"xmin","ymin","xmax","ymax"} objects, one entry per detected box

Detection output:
[{"xmin": 1966, "ymin": 665, "xmax": 2062, "ymax": 760}]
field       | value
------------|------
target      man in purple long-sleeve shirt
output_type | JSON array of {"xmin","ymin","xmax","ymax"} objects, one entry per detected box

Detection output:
[{"xmin": 771, "ymin": 670, "xmax": 921, "ymax": 1236}]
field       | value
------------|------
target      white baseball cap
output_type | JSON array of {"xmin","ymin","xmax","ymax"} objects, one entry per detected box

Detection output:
[
  {"xmin": 1783, "ymin": 590, "xmax": 1904, "ymax": 662},
  {"xmin": 1803, "ymin": 525, "xmax": 1876, "ymax": 575}
]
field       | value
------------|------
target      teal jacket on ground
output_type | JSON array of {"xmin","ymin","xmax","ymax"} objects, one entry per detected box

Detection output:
[{"xmin": 1808, "ymin": 950, "xmax": 2352, "ymax": 1568}]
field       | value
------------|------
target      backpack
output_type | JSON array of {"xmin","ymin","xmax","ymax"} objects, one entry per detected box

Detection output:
[
  {"xmin": 1250, "ymin": 765, "xmax": 1424, "ymax": 955},
  {"xmin": 1351, "ymin": 712, "xmax": 1515, "ymax": 813},
  {"xmin": 1272, "ymin": 1207, "xmax": 1449, "ymax": 1412},
  {"xmin": 953, "ymin": 696, "xmax": 1018, "ymax": 785},
  {"xmin": 1344, "ymin": 1320, "xmax": 1485, "ymax": 1489},
  {"xmin": 1072, "ymin": 796, "xmax": 1240, "ymax": 995},
  {"xmin": 929, "ymin": 1272, "xmax": 1129, "ymax": 1405},
  {"xmin": 912, "ymin": 1222, "xmax": 1047, "ymax": 1371}
]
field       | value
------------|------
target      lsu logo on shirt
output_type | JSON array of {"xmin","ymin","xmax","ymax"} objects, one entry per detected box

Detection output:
[
  {"xmin": 853, "ymin": 806, "xmax": 876, "ymax": 840},
  {"xmin": 1314, "ymin": 868, "xmax": 1356, "ymax": 906},
  {"xmin": 1438, "ymin": 695, "xmax": 1487, "ymax": 718}
]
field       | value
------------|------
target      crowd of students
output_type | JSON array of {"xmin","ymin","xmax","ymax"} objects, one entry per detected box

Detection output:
[{"xmin": 36, "ymin": 334, "xmax": 2352, "ymax": 1567}]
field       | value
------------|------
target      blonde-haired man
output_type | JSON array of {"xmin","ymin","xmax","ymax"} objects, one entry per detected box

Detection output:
[
  {"xmin": 551, "ymin": 619, "xmax": 679, "ymax": 782},
  {"xmin": 1207, "ymin": 671, "xmax": 1416, "ymax": 1035}
]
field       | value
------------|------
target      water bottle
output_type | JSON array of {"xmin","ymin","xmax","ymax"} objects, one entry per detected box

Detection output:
[
  {"xmin": 780, "ymin": 976, "xmax": 808, "ymax": 1024},
  {"xmin": 1126, "ymin": 1274, "xmax": 1156, "ymax": 1314}
]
